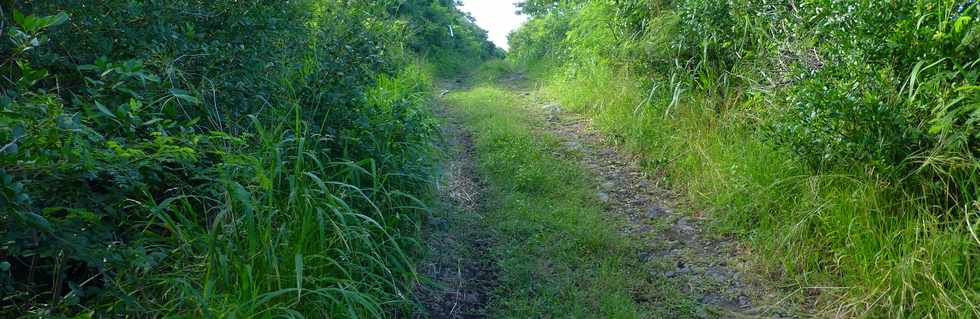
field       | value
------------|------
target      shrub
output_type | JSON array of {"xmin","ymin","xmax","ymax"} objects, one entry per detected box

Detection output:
[
  {"xmin": 769, "ymin": 61, "xmax": 924, "ymax": 171},
  {"xmin": 672, "ymin": 0, "xmax": 737, "ymax": 66},
  {"xmin": 0, "ymin": 0, "xmax": 493, "ymax": 316}
]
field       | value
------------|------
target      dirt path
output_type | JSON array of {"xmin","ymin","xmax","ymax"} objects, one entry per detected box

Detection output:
[
  {"xmin": 414, "ymin": 88, "xmax": 498, "ymax": 319},
  {"xmin": 417, "ymin": 75, "xmax": 800, "ymax": 318},
  {"xmin": 538, "ymin": 101, "xmax": 798, "ymax": 317}
]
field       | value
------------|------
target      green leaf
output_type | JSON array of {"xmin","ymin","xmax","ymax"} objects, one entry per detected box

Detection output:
[
  {"xmin": 0, "ymin": 261, "xmax": 9, "ymax": 271},
  {"xmin": 12, "ymin": 10, "xmax": 25, "ymax": 27},
  {"xmin": 295, "ymin": 254, "xmax": 304, "ymax": 300},
  {"xmin": 169, "ymin": 89, "xmax": 201, "ymax": 105},
  {"xmin": 955, "ymin": 16, "xmax": 973, "ymax": 33},
  {"xmin": 129, "ymin": 98, "xmax": 143, "ymax": 113},
  {"xmin": 142, "ymin": 118, "xmax": 164, "ymax": 126},
  {"xmin": 17, "ymin": 211, "xmax": 53, "ymax": 232},
  {"xmin": 94, "ymin": 101, "xmax": 117, "ymax": 119},
  {"xmin": 45, "ymin": 13, "xmax": 70, "ymax": 29}
]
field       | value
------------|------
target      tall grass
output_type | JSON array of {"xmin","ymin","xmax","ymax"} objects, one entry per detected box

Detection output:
[
  {"xmin": 532, "ymin": 57, "xmax": 980, "ymax": 317},
  {"xmin": 107, "ymin": 63, "xmax": 439, "ymax": 317},
  {"xmin": 0, "ymin": 1, "xmax": 481, "ymax": 316},
  {"xmin": 508, "ymin": 0, "xmax": 980, "ymax": 311}
]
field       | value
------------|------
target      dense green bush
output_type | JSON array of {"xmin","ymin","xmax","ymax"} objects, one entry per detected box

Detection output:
[
  {"xmin": 672, "ymin": 0, "xmax": 736, "ymax": 65},
  {"xmin": 1, "ymin": 0, "xmax": 495, "ymax": 316},
  {"xmin": 770, "ymin": 61, "xmax": 922, "ymax": 171},
  {"xmin": 394, "ymin": 0, "xmax": 504, "ymax": 75}
]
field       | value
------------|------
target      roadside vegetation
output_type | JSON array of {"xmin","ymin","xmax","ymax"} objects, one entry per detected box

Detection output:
[
  {"xmin": 508, "ymin": 0, "xmax": 980, "ymax": 317},
  {"xmin": 0, "ymin": 1, "xmax": 497, "ymax": 317}
]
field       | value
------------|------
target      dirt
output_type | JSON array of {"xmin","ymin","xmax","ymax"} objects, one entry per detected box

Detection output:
[
  {"xmin": 417, "ymin": 74, "xmax": 801, "ymax": 318},
  {"xmin": 538, "ymin": 101, "xmax": 800, "ymax": 318},
  {"xmin": 414, "ymin": 87, "xmax": 498, "ymax": 319}
]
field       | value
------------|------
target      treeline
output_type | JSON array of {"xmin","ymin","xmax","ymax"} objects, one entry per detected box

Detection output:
[
  {"xmin": 510, "ymin": 0, "xmax": 979, "ymax": 317},
  {"xmin": 0, "ymin": 0, "xmax": 495, "ymax": 316}
]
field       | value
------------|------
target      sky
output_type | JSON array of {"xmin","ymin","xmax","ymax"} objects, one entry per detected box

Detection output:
[{"xmin": 459, "ymin": 1, "xmax": 528, "ymax": 50}]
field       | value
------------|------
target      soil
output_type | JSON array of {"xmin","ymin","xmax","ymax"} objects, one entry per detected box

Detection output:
[
  {"xmin": 537, "ymin": 96, "xmax": 800, "ymax": 318},
  {"xmin": 416, "ymin": 74, "xmax": 801, "ymax": 318},
  {"xmin": 414, "ymin": 86, "xmax": 498, "ymax": 319}
]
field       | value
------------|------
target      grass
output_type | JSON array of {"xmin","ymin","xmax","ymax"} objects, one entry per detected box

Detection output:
[
  {"xmin": 443, "ymin": 86, "xmax": 648, "ymax": 318},
  {"xmin": 533, "ymin": 60, "xmax": 980, "ymax": 317},
  {"xmin": 1, "ymin": 2, "xmax": 498, "ymax": 316},
  {"xmin": 108, "ymin": 65, "xmax": 439, "ymax": 318},
  {"xmin": 442, "ymin": 82, "xmax": 718, "ymax": 318}
]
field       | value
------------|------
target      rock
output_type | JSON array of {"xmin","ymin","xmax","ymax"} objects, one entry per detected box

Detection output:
[
  {"xmin": 542, "ymin": 103, "xmax": 562, "ymax": 114},
  {"xmin": 737, "ymin": 294, "xmax": 751, "ymax": 308},
  {"xmin": 430, "ymin": 217, "xmax": 449, "ymax": 231},
  {"xmin": 601, "ymin": 181, "xmax": 616, "ymax": 190},
  {"xmin": 597, "ymin": 192, "xmax": 610, "ymax": 203},
  {"xmin": 638, "ymin": 251, "xmax": 651, "ymax": 262},
  {"xmin": 706, "ymin": 269, "xmax": 728, "ymax": 282},
  {"xmin": 675, "ymin": 217, "xmax": 695, "ymax": 233},
  {"xmin": 648, "ymin": 206, "xmax": 668, "ymax": 219},
  {"xmin": 701, "ymin": 293, "xmax": 723, "ymax": 305},
  {"xmin": 665, "ymin": 264, "xmax": 690, "ymax": 278}
]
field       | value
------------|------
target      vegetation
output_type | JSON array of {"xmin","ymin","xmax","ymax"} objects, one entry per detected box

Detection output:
[
  {"xmin": 5, "ymin": 0, "xmax": 977, "ymax": 316},
  {"xmin": 509, "ymin": 0, "xmax": 980, "ymax": 317},
  {"xmin": 444, "ymin": 86, "xmax": 652, "ymax": 318},
  {"xmin": 0, "ymin": 0, "xmax": 496, "ymax": 317}
]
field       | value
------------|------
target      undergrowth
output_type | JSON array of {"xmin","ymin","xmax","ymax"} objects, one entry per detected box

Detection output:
[
  {"xmin": 0, "ymin": 1, "xmax": 496, "ymax": 317},
  {"xmin": 510, "ymin": 0, "xmax": 980, "ymax": 317}
]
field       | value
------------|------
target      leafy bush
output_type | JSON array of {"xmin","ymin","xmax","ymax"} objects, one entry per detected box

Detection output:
[
  {"xmin": 770, "ymin": 61, "xmax": 923, "ymax": 171},
  {"xmin": 0, "ymin": 0, "xmax": 494, "ymax": 316},
  {"xmin": 672, "ymin": 0, "xmax": 737, "ymax": 65}
]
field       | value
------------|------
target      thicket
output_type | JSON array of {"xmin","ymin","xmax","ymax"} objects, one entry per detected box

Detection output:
[
  {"xmin": 510, "ymin": 0, "xmax": 980, "ymax": 316},
  {"xmin": 0, "ymin": 0, "xmax": 495, "ymax": 316}
]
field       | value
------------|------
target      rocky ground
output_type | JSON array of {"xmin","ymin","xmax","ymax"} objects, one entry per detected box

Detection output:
[
  {"xmin": 416, "ymin": 75, "xmax": 801, "ymax": 318},
  {"xmin": 538, "ymin": 101, "xmax": 798, "ymax": 318}
]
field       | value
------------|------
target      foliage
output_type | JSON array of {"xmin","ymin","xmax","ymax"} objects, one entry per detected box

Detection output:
[
  {"xmin": 0, "ymin": 0, "xmax": 493, "ymax": 317},
  {"xmin": 770, "ymin": 61, "xmax": 921, "ymax": 171},
  {"xmin": 511, "ymin": 0, "xmax": 980, "ymax": 316},
  {"xmin": 393, "ymin": 0, "xmax": 504, "ymax": 75}
]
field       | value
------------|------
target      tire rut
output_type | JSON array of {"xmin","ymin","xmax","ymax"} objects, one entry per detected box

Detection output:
[
  {"xmin": 536, "ymin": 99, "xmax": 800, "ymax": 318},
  {"xmin": 414, "ymin": 88, "xmax": 498, "ymax": 319}
]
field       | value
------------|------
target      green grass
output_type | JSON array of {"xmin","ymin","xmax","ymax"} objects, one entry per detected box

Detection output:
[
  {"xmin": 119, "ymin": 64, "xmax": 439, "ymax": 318},
  {"xmin": 443, "ymin": 86, "xmax": 652, "ymax": 318},
  {"xmin": 535, "ymin": 61, "xmax": 980, "ymax": 317},
  {"xmin": 506, "ymin": 0, "xmax": 980, "ymax": 315}
]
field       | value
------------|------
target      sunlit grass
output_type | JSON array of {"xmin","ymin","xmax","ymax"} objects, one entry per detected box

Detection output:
[
  {"xmin": 444, "ymin": 86, "xmax": 659, "ymax": 318},
  {"xmin": 536, "ymin": 60, "xmax": 980, "ymax": 317}
]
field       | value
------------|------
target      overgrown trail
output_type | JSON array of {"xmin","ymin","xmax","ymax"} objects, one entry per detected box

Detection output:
[
  {"xmin": 540, "ymin": 97, "xmax": 798, "ymax": 318},
  {"xmin": 416, "ymin": 82, "xmax": 499, "ymax": 318},
  {"xmin": 420, "ymin": 74, "xmax": 803, "ymax": 318}
]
